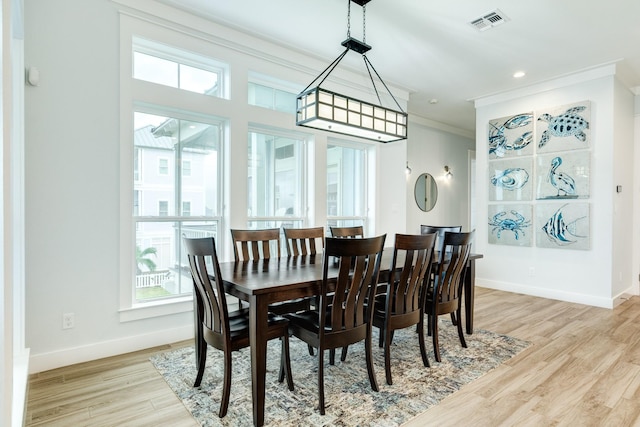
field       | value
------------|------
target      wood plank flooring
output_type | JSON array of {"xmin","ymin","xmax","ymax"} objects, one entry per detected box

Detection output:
[{"xmin": 25, "ymin": 288, "xmax": 640, "ymax": 426}]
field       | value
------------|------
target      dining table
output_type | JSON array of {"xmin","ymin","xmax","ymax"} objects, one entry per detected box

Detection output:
[{"xmin": 199, "ymin": 250, "xmax": 482, "ymax": 426}]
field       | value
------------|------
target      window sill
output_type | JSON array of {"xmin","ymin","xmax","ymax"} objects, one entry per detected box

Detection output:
[{"xmin": 119, "ymin": 296, "xmax": 193, "ymax": 322}]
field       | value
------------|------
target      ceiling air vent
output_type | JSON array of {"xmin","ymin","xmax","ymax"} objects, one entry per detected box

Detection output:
[{"xmin": 469, "ymin": 9, "xmax": 509, "ymax": 31}]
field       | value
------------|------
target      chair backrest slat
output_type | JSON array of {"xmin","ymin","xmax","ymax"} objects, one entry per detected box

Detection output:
[
  {"xmin": 420, "ymin": 225, "xmax": 462, "ymax": 263},
  {"xmin": 388, "ymin": 233, "xmax": 436, "ymax": 316},
  {"xmin": 283, "ymin": 226, "xmax": 325, "ymax": 256},
  {"xmin": 321, "ymin": 235, "xmax": 385, "ymax": 336},
  {"xmin": 329, "ymin": 225, "xmax": 364, "ymax": 239},
  {"xmin": 434, "ymin": 231, "xmax": 473, "ymax": 304},
  {"xmin": 230, "ymin": 228, "xmax": 281, "ymax": 261}
]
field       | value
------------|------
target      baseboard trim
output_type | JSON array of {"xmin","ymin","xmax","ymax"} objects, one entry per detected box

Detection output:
[
  {"xmin": 477, "ymin": 278, "xmax": 615, "ymax": 308},
  {"xmin": 29, "ymin": 325, "xmax": 193, "ymax": 374},
  {"xmin": 13, "ymin": 349, "xmax": 30, "ymax": 427}
]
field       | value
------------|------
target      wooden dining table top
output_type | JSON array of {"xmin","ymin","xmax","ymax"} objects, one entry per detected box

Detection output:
[{"xmin": 218, "ymin": 251, "xmax": 483, "ymax": 301}]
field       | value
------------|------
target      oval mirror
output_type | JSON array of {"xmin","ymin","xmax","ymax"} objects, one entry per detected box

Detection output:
[{"xmin": 414, "ymin": 173, "xmax": 438, "ymax": 212}]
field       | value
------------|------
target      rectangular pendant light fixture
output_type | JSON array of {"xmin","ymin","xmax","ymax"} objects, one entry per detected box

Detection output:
[{"xmin": 295, "ymin": 0, "xmax": 408, "ymax": 143}]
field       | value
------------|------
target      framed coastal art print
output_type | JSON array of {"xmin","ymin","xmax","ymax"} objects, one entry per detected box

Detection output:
[
  {"xmin": 487, "ymin": 203, "xmax": 532, "ymax": 247},
  {"xmin": 535, "ymin": 202, "xmax": 590, "ymax": 250},
  {"xmin": 536, "ymin": 151, "xmax": 590, "ymax": 200},
  {"xmin": 488, "ymin": 112, "xmax": 533, "ymax": 159},
  {"xmin": 489, "ymin": 157, "xmax": 533, "ymax": 202},
  {"xmin": 536, "ymin": 101, "xmax": 591, "ymax": 153}
]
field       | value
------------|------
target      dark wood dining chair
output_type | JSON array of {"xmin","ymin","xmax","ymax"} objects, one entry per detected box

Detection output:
[
  {"xmin": 327, "ymin": 225, "xmax": 364, "ymax": 362},
  {"xmin": 284, "ymin": 234, "xmax": 386, "ymax": 415},
  {"xmin": 420, "ymin": 225, "xmax": 462, "ymax": 326},
  {"xmin": 283, "ymin": 226, "xmax": 325, "ymax": 256},
  {"xmin": 183, "ymin": 236, "xmax": 293, "ymax": 418},
  {"xmin": 329, "ymin": 225, "xmax": 364, "ymax": 238},
  {"xmin": 372, "ymin": 233, "xmax": 436, "ymax": 385},
  {"xmin": 230, "ymin": 228, "xmax": 281, "ymax": 261},
  {"xmin": 424, "ymin": 231, "xmax": 473, "ymax": 362}
]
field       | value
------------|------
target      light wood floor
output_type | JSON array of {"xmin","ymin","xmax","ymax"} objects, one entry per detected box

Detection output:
[{"xmin": 25, "ymin": 288, "xmax": 640, "ymax": 426}]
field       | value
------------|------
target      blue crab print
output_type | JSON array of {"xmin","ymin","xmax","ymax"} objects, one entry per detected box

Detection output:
[{"xmin": 488, "ymin": 210, "xmax": 531, "ymax": 240}]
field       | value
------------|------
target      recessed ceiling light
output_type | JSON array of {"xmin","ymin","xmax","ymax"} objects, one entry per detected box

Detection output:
[
  {"xmin": 513, "ymin": 71, "xmax": 525, "ymax": 78},
  {"xmin": 429, "ymin": 98, "xmax": 439, "ymax": 104}
]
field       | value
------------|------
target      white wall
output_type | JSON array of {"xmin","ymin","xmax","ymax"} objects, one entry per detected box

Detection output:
[
  {"xmin": 474, "ymin": 65, "xmax": 635, "ymax": 308},
  {"xmin": 405, "ymin": 117, "xmax": 475, "ymax": 234},
  {"xmin": 612, "ymin": 79, "xmax": 635, "ymax": 297},
  {"xmin": 633, "ymin": 94, "xmax": 640, "ymax": 297}
]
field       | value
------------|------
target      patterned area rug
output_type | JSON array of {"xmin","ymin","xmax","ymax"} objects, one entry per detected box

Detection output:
[{"xmin": 151, "ymin": 322, "xmax": 530, "ymax": 426}]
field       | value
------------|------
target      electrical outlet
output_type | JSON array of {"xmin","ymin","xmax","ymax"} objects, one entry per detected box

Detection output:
[
  {"xmin": 529, "ymin": 267, "xmax": 535, "ymax": 277},
  {"xmin": 62, "ymin": 312, "xmax": 75, "ymax": 329}
]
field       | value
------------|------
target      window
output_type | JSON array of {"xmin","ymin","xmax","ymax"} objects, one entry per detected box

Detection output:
[
  {"xmin": 182, "ymin": 159, "xmax": 191, "ymax": 176},
  {"xmin": 133, "ymin": 37, "xmax": 228, "ymax": 98},
  {"xmin": 247, "ymin": 72, "xmax": 299, "ymax": 114},
  {"xmin": 133, "ymin": 111, "xmax": 224, "ymax": 303},
  {"xmin": 247, "ymin": 128, "xmax": 306, "ymax": 231},
  {"xmin": 121, "ymin": 20, "xmax": 233, "ymax": 317},
  {"xmin": 158, "ymin": 158, "xmax": 169, "ymax": 175},
  {"xmin": 327, "ymin": 141, "xmax": 368, "ymax": 229},
  {"xmin": 248, "ymin": 82, "xmax": 297, "ymax": 114},
  {"xmin": 158, "ymin": 200, "xmax": 169, "ymax": 216}
]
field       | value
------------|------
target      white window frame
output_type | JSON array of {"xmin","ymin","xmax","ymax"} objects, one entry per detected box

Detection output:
[
  {"xmin": 182, "ymin": 159, "xmax": 191, "ymax": 177},
  {"xmin": 133, "ymin": 36, "xmax": 230, "ymax": 99},
  {"xmin": 119, "ymin": 15, "xmax": 230, "ymax": 321},
  {"xmin": 158, "ymin": 158, "xmax": 169, "ymax": 176},
  {"xmin": 326, "ymin": 138, "xmax": 371, "ymax": 232},
  {"xmin": 247, "ymin": 126, "xmax": 309, "ymax": 231},
  {"xmin": 247, "ymin": 72, "xmax": 299, "ymax": 114}
]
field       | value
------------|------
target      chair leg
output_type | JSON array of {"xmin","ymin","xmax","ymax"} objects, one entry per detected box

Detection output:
[
  {"xmin": 432, "ymin": 314, "xmax": 441, "ymax": 363},
  {"xmin": 417, "ymin": 319, "xmax": 430, "ymax": 368},
  {"xmin": 364, "ymin": 330, "xmax": 379, "ymax": 392},
  {"xmin": 340, "ymin": 345, "xmax": 348, "ymax": 362},
  {"xmin": 308, "ymin": 345, "xmax": 315, "ymax": 356},
  {"xmin": 450, "ymin": 312, "xmax": 457, "ymax": 326},
  {"xmin": 329, "ymin": 348, "xmax": 335, "ymax": 365},
  {"xmin": 318, "ymin": 349, "xmax": 325, "ymax": 415},
  {"xmin": 456, "ymin": 308, "xmax": 467, "ymax": 348},
  {"xmin": 219, "ymin": 349, "xmax": 233, "ymax": 418},
  {"xmin": 384, "ymin": 327, "xmax": 393, "ymax": 385},
  {"xmin": 193, "ymin": 337, "xmax": 207, "ymax": 387},
  {"xmin": 278, "ymin": 334, "xmax": 294, "ymax": 391}
]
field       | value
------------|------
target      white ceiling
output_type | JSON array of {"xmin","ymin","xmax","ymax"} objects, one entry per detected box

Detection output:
[{"xmin": 155, "ymin": 0, "xmax": 640, "ymax": 133}]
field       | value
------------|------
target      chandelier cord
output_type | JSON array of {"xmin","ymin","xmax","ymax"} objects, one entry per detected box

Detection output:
[
  {"xmin": 347, "ymin": 0, "xmax": 351, "ymax": 39},
  {"xmin": 363, "ymin": 55, "xmax": 406, "ymax": 113},
  {"xmin": 300, "ymin": 47, "xmax": 350, "ymax": 94},
  {"xmin": 347, "ymin": 1, "xmax": 366, "ymax": 43},
  {"xmin": 362, "ymin": 3, "xmax": 366, "ymax": 44}
]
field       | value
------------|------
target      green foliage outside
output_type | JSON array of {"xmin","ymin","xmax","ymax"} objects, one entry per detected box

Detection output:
[
  {"xmin": 136, "ymin": 285, "xmax": 171, "ymax": 300},
  {"xmin": 136, "ymin": 245, "xmax": 157, "ymax": 273}
]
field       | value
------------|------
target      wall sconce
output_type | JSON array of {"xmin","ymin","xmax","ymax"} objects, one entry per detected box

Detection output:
[
  {"xmin": 444, "ymin": 165, "xmax": 453, "ymax": 179},
  {"xmin": 405, "ymin": 161, "xmax": 412, "ymax": 175}
]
